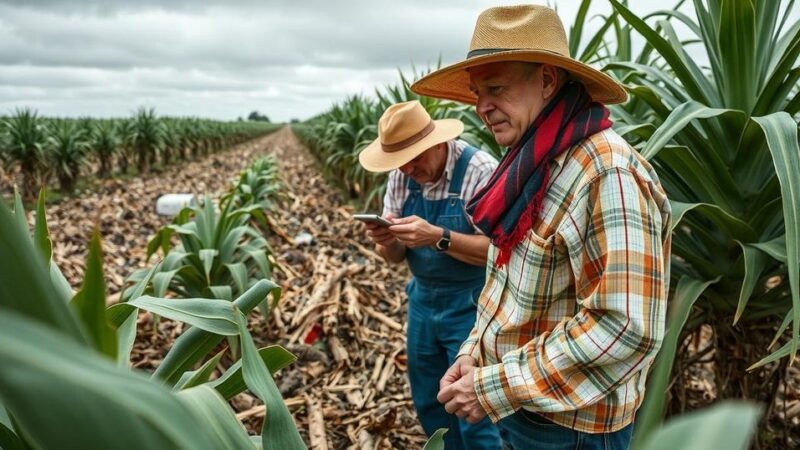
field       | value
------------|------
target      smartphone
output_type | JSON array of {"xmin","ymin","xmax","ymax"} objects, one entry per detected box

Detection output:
[{"xmin": 353, "ymin": 214, "xmax": 393, "ymax": 227}]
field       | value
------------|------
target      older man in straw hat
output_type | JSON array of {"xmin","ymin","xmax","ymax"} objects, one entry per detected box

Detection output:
[
  {"xmin": 412, "ymin": 5, "xmax": 672, "ymax": 450},
  {"xmin": 358, "ymin": 100, "xmax": 502, "ymax": 449}
]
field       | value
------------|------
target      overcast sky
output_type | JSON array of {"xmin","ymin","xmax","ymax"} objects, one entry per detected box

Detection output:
[{"xmin": 1, "ymin": 1, "xmax": 796, "ymax": 122}]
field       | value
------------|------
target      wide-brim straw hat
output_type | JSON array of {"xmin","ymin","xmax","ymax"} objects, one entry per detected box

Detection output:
[
  {"xmin": 411, "ymin": 4, "xmax": 627, "ymax": 105},
  {"xmin": 358, "ymin": 100, "xmax": 464, "ymax": 173}
]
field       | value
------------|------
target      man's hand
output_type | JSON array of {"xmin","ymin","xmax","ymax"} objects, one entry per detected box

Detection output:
[
  {"xmin": 388, "ymin": 215, "xmax": 442, "ymax": 248},
  {"xmin": 437, "ymin": 361, "xmax": 488, "ymax": 424},
  {"xmin": 363, "ymin": 213, "xmax": 397, "ymax": 247},
  {"xmin": 440, "ymin": 355, "xmax": 476, "ymax": 391}
]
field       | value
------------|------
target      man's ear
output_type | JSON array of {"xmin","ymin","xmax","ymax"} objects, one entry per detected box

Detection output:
[{"xmin": 540, "ymin": 64, "xmax": 560, "ymax": 100}]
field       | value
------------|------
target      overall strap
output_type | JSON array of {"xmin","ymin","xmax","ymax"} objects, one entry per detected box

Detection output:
[
  {"xmin": 448, "ymin": 145, "xmax": 479, "ymax": 196},
  {"xmin": 406, "ymin": 175, "xmax": 421, "ymax": 192}
]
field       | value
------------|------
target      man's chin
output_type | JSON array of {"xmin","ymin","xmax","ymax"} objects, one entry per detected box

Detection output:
[{"xmin": 492, "ymin": 133, "xmax": 514, "ymax": 147}]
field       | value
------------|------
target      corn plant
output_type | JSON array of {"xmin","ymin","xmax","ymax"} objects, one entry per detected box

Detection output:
[
  {"xmin": 46, "ymin": 119, "xmax": 90, "ymax": 192},
  {"xmin": 227, "ymin": 155, "xmax": 287, "ymax": 210},
  {"xmin": 599, "ymin": 1, "xmax": 800, "ymax": 447},
  {"xmin": 0, "ymin": 108, "xmax": 47, "ymax": 200},
  {"xmin": 0, "ymin": 191, "xmax": 306, "ymax": 450},
  {"xmin": 91, "ymin": 119, "xmax": 121, "ymax": 177},
  {"xmin": 132, "ymin": 107, "xmax": 165, "ymax": 173},
  {"xmin": 123, "ymin": 194, "xmax": 275, "ymax": 303}
]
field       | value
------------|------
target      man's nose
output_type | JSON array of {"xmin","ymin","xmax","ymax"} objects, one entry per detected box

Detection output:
[
  {"xmin": 475, "ymin": 94, "xmax": 493, "ymax": 119},
  {"xmin": 399, "ymin": 162, "xmax": 413, "ymax": 175}
]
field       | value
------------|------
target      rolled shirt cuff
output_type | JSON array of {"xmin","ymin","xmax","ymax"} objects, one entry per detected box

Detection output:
[{"xmin": 473, "ymin": 363, "xmax": 518, "ymax": 423}]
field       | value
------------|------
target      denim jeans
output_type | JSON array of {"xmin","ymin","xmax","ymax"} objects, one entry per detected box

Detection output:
[
  {"xmin": 406, "ymin": 279, "xmax": 503, "ymax": 450},
  {"xmin": 498, "ymin": 409, "xmax": 633, "ymax": 450}
]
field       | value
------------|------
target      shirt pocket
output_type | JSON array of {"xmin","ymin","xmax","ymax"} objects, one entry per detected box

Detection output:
[{"xmin": 504, "ymin": 229, "xmax": 568, "ymax": 323}]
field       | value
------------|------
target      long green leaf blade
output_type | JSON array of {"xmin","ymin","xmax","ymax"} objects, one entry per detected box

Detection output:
[
  {"xmin": 0, "ymin": 311, "xmax": 229, "ymax": 450},
  {"xmin": 70, "ymin": 231, "xmax": 118, "ymax": 359},
  {"xmin": 128, "ymin": 297, "xmax": 239, "ymax": 336},
  {"xmin": 210, "ymin": 346, "xmax": 297, "ymax": 400},
  {"xmin": 752, "ymin": 113, "xmax": 800, "ymax": 361},
  {"xmin": 632, "ymin": 276, "xmax": 719, "ymax": 449},
  {"xmin": 235, "ymin": 311, "xmax": 305, "ymax": 449},
  {"xmin": 638, "ymin": 402, "xmax": 760, "ymax": 450},
  {"xmin": 0, "ymin": 199, "xmax": 86, "ymax": 342}
]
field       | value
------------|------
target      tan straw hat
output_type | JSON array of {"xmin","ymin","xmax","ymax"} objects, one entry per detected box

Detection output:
[
  {"xmin": 358, "ymin": 101, "xmax": 464, "ymax": 173},
  {"xmin": 411, "ymin": 4, "xmax": 627, "ymax": 105}
]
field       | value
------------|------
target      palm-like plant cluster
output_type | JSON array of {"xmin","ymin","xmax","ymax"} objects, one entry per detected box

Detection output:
[
  {"xmin": 294, "ymin": 70, "xmax": 501, "ymax": 211},
  {"xmin": 0, "ymin": 176, "xmax": 305, "ymax": 449},
  {"xmin": 123, "ymin": 156, "xmax": 285, "ymax": 315},
  {"xmin": 0, "ymin": 107, "xmax": 281, "ymax": 198}
]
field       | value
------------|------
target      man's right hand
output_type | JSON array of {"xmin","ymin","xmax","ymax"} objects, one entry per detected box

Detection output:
[
  {"xmin": 364, "ymin": 213, "xmax": 397, "ymax": 247},
  {"xmin": 440, "ymin": 355, "xmax": 477, "ymax": 391}
]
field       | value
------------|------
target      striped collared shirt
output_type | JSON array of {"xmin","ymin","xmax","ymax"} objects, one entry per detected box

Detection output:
[
  {"xmin": 460, "ymin": 128, "xmax": 672, "ymax": 433},
  {"xmin": 382, "ymin": 139, "xmax": 498, "ymax": 227}
]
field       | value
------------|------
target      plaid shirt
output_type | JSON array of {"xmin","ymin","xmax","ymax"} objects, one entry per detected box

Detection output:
[{"xmin": 460, "ymin": 128, "xmax": 672, "ymax": 433}]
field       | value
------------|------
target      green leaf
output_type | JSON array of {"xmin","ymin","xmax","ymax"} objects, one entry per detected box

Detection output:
[
  {"xmin": 11, "ymin": 188, "xmax": 28, "ymax": 236},
  {"xmin": 0, "ymin": 311, "xmax": 235, "ymax": 450},
  {"xmin": 751, "ymin": 234, "xmax": 787, "ymax": 263},
  {"xmin": 640, "ymin": 101, "xmax": 741, "ymax": 161},
  {"xmin": 769, "ymin": 310, "xmax": 792, "ymax": 350},
  {"xmin": 33, "ymin": 187, "xmax": 52, "ymax": 264},
  {"xmin": 670, "ymin": 200, "xmax": 757, "ymax": 242},
  {"xmin": 235, "ymin": 311, "xmax": 305, "ymax": 450},
  {"xmin": 209, "ymin": 285, "xmax": 233, "ymax": 301},
  {"xmin": 70, "ymin": 231, "xmax": 118, "ymax": 359},
  {"xmin": 717, "ymin": 0, "xmax": 757, "ymax": 112},
  {"xmin": 733, "ymin": 243, "xmax": 771, "ymax": 325},
  {"xmin": 174, "ymin": 349, "xmax": 227, "ymax": 391},
  {"xmin": 220, "ymin": 226, "xmax": 248, "ymax": 263},
  {"xmin": 0, "ymin": 198, "xmax": 86, "ymax": 341},
  {"xmin": 609, "ymin": 0, "xmax": 715, "ymax": 105},
  {"xmin": 115, "ymin": 307, "xmax": 139, "ymax": 367},
  {"xmin": 632, "ymin": 275, "xmax": 719, "ymax": 449},
  {"xmin": 199, "ymin": 249, "xmax": 218, "ymax": 283},
  {"xmin": 0, "ymin": 409, "xmax": 24, "ymax": 450},
  {"xmin": 128, "ymin": 297, "xmax": 239, "ymax": 336},
  {"xmin": 174, "ymin": 386, "xmax": 256, "ymax": 449},
  {"xmin": 120, "ymin": 261, "xmax": 162, "ymax": 303},
  {"xmin": 210, "ymin": 346, "xmax": 297, "ymax": 400},
  {"xmin": 752, "ymin": 113, "xmax": 800, "ymax": 361},
  {"xmin": 422, "ymin": 428, "xmax": 448, "ymax": 450},
  {"xmin": 637, "ymin": 402, "xmax": 760, "ymax": 450},
  {"xmin": 153, "ymin": 280, "xmax": 277, "ymax": 386},
  {"xmin": 153, "ymin": 269, "xmax": 181, "ymax": 297},
  {"xmin": 226, "ymin": 262, "xmax": 249, "ymax": 294}
]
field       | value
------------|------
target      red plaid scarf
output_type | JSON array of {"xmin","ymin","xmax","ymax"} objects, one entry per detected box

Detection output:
[{"xmin": 467, "ymin": 82, "xmax": 612, "ymax": 266}]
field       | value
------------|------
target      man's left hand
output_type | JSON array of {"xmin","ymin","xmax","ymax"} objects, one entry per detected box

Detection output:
[
  {"xmin": 437, "ymin": 366, "xmax": 488, "ymax": 424},
  {"xmin": 389, "ymin": 215, "xmax": 442, "ymax": 248}
]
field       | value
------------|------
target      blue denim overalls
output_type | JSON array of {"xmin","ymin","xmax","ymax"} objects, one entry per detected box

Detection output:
[{"xmin": 402, "ymin": 146, "xmax": 502, "ymax": 450}]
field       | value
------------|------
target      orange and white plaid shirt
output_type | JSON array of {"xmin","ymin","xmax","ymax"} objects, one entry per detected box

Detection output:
[{"xmin": 460, "ymin": 128, "xmax": 672, "ymax": 433}]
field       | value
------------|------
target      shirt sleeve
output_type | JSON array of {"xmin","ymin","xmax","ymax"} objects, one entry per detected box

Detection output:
[
  {"xmin": 464, "ymin": 152, "xmax": 499, "ymax": 233},
  {"xmin": 473, "ymin": 168, "xmax": 669, "ymax": 421},
  {"xmin": 381, "ymin": 170, "xmax": 404, "ymax": 218},
  {"xmin": 457, "ymin": 325, "xmax": 482, "ymax": 361}
]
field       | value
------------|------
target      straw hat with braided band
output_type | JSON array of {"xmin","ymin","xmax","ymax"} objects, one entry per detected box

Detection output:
[
  {"xmin": 411, "ymin": 4, "xmax": 627, "ymax": 105},
  {"xmin": 358, "ymin": 100, "xmax": 464, "ymax": 173}
]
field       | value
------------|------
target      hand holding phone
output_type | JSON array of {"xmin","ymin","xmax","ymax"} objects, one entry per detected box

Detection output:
[{"xmin": 353, "ymin": 214, "xmax": 393, "ymax": 227}]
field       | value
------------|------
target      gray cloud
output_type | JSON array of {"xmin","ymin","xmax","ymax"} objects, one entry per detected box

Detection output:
[{"xmin": 2, "ymin": 1, "xmax": 790, "ymax": 122}]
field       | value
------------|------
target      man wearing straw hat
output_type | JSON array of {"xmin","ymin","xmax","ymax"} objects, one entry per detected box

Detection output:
[
  {"xmin": 412, "ymin": 5, "xmax": 672, "ymax": 449},
  {"xmin": 358, "ymin": 100, "xmax": 502, "ymax": 449}
]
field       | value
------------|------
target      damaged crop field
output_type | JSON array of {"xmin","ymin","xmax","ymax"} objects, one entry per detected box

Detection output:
[{"xmin": 2, "ymin": 1, "xmax": 800, "ymax": 449}]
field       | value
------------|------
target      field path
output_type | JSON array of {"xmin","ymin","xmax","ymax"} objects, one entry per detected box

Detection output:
[{"xmin": 44, "ymin": 126, "xmax": 426, "ymax": 448}]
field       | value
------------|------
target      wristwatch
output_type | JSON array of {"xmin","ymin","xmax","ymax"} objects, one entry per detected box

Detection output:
[{"xmin": 435, "ymin": 228, "xmax": 451, "ymax": 252}]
